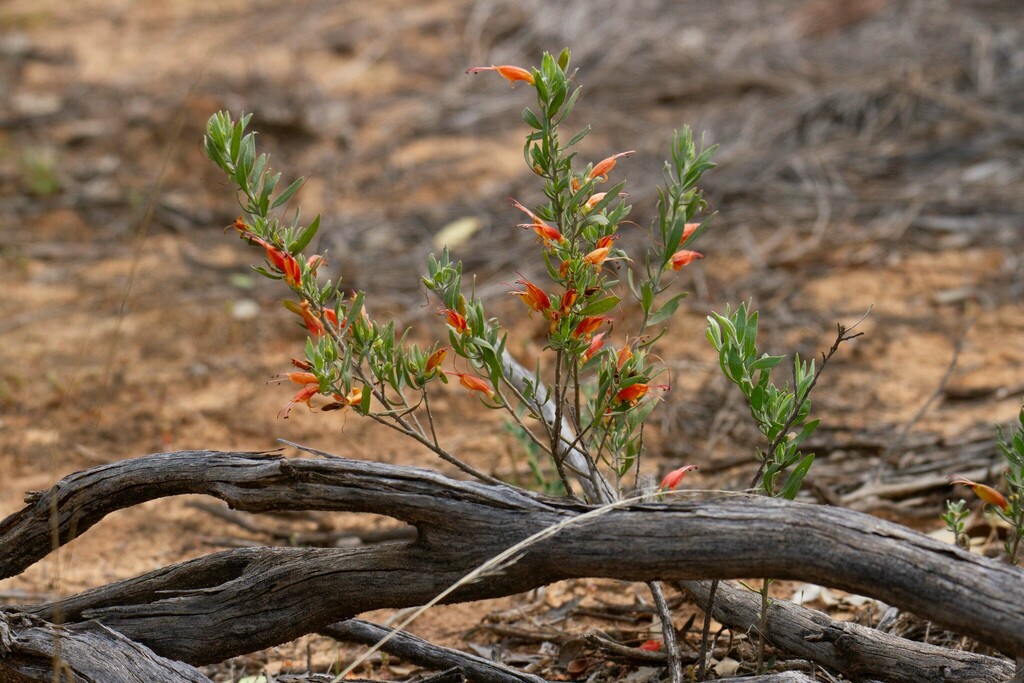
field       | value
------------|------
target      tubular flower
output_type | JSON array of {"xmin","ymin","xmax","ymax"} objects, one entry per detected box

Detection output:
[
  {"xmin": 614, "ymin": 382, "xmax": 669, "ymax": 406},
  {"xmin": 589, "ymin": 151, "xmax": 635, "ymax": 182},
  {"xmin": 450, "ymin": 372, "xmax": 495, "ymax": 400},
  {"xmin": 284, "ymin": 300, "xmax": 326, "ymax": 337},
  {"xmin": 290, "ymin": 357, "xmax": 313, "ymax": 371},
  {"xmin": 323, "ymin": 386, "xmax": 364, "ymax": 412},
  {"xmin": 638, "ymin": 640, "xmax": 663, "ymax": 652},
  {"xmin": 669, "ymin": 249, "xmax": 704, "ymax": 270},
  {"xmin": 584, "ymin": 193, "xmax": 607, "ymax": 212},
  {"xmin": 680, "ymin": 222, "xmax": 700, "ymax": 245},
  {"xmin": 560, "ymin": 288, "xmax": 578, "ymax": 316},
  {"xmin": 278, "ymin": 382, "xmax": 320, "ymax": 419},
  {"xmin": 440, "ymin": 308, "xmax": 469, "ymax": 335},
  {"xmin": 660, "ymin": 465, "xmax": 699, "ymax": 491},
  {"xmin": 583, "ymin": 246, "xmax": 612, "ymax": 267},
  {"xmin": 582, "ymin": 332, "xmax": 606, "ymax": 363},
  {"xmin": 572, "ymin": 315, "xmax": 613, "ymax": 339},
  {"xmin": 948, "ymin": 476, "xmax": 1010, "ymax": 511},
  {"xmin": 616, "ymin": 343, "xmax": 633, "ymax": 371},
  {"xmin": 596, "ymin": 234, "xmax": 618, "ymax": 250},
  {"xmin": 465, "ymin": 64, "xmax": 535, "ymax": 87},
  {"xmin": 510, "ymin": 199, "xmax": 564, "ymax": 246},
  {"xmin": 510, "ymin": 276, "xmax": 552, "ymax": 317},
  {"xmin": 425, "ymin": 346, "xmax": 449, "ymax": 375},
  {"xmin": 243, "ymin": 232, "xmax": 300, "ymax": 287}
]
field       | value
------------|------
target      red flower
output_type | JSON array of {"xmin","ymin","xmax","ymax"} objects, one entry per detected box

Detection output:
[
  {"xmin": 948, "ymin": 476, "xmax": 1010, "ymax": 511},
  {"xmin": 278, "ymin": 382, "xmax": 320, "ymax": 419},
  {"xmin": 582, "ymin": 332, "xmax": 606, "ymax": 363},
  {"xmin": 510, "ymin": 199, "xmax": 564, "ymax": 247},
  {"xmin": 466, "ymin": 65, "xmax": 535, "ymax": 87},
  {"xmin": 440, "ymin": 308, "xmax": 469, "ymax": 335},
  {"xmin": 510, "ymin": 276, "xmax": 552, "ymax": 317},
  {"xmin": 638, "ymin": 640, "xmax": 662, "ymax": 652},
  {"xmin": 660, "ymin": 465, "xmax": 699, "ymax": 491},
  {"xmin": 614, "ymin": 382, "xmax": 669, "ymax": 406},
  {"xmin": 669, "ymin": 249, "xmax": 703, "ymax": 270},
  {"xmin": 589, "ymin": 151, "xmax": 634, "ymax": 182},
  {"xmin": 560, "ymin": 289, "xmax": 578, "ymax": 315},
  {"xmin": 572, "ymin": 315, "xmax": 613, "ymax": 339},
  {"xmin": 285, "ymin": 300, "xmax": 326, "ymax": 337},
  {"xmin": 450, "ymin": 372, "xmax": 495, "ymax": 400}
]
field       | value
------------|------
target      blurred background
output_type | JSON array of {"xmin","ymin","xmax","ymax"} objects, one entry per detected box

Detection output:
[{"xmin": 1, "ymin": 0, "xmax": 1022, "ymax": 674}]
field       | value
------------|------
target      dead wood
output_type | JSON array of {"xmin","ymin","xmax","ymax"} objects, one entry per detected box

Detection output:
[
  {"xmin": 0, "ymin": 611, "xmax": 211, "ymax": 683},
  {"xmin": 321, "ymin": 619, "xmax": 549, "ymax": 683},
  {"xmin": 1, "ymin": 450, "xmax": 1022, "ymax": 668},
  {"xmin": 678, "ymin": 579, "xmax": 1014, "ymax": 683}
]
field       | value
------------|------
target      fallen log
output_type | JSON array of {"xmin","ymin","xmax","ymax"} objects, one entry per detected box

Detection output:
[
  {"xmin": 678, "ymin": 579, "xmax": 1014, "ymax": 683},
  {"xmin": 1, "ymin": 450, "xmax": 1021, "ymax": 668}
]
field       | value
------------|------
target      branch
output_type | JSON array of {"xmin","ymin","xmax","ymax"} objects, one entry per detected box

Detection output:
[
  {"xmin": 1, "ymin": 451, "xmax": 1021, "ymax": 666},
  {"xmin": 678, "ymin": 579, "xmax": 1014, "ymax": 683},
  {"xmin": 0, "ymin": 611, "xmax": 211, "ymax": 683}
]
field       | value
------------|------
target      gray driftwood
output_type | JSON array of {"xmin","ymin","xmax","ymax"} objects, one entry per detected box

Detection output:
[{"xmin": 1, "ymin": 450, "xmax": 1023, "ymax": 673}]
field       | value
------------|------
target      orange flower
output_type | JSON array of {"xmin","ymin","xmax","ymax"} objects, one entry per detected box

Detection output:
[
  {"xmin": 306, "ymin": 254, "xmax": 325, "ymax": 275},
  {"xmin": 596, "ymin": 234, "xmax": 618, "ymax": 249},
  {"xmin": 614, "ymin": 382, "xmax": 669, "ymax": 406},
  {"xmin": 440, "ymin": 308, "xmax": 469, "ymax": 335},
  {"xmin": 510, "ymin": 276, "xmax": 552, "ymax": 317},
  {"xmin": 584, "ymin": 193, "xmax": 607, "ymax": 211},
  {"xmin": 660, "ymin": 465, "xmax": 699, "ymax": 491},
  {"xmin": 948, "ymin": 476, "xmax": 1010, "ymax": 511},
  {"xmin": 465, "ymin": 64, "xmax": 535, "ymax": 87},
  {"xmin": 510, "ymin": 199, "xmax": 563, "ymax": 246},
  {"xmin": 582, "ymin": 332, "xmax": 606, "ymax": 363},
  {"xmin": 589, "ymin": 151, "xmax": 635, "ymax": 182},
  {"xmin": 278, "ymin": 382, "xmax": 320, "ymax": 419},
  {"xmin": 583, "ymin": 246, "xmax": 612, "ymax": 267},
  {"xmin": 285, "ymin": 300, "xmax": 326, "ymax": 337},
  {"xmin": 680, "ymin": 222, "xmax": 700, "ymax": 245},
  {"xmin": 669, "ymin": 249, "xmax": 703, "ymax": 270},
  {"xmin": 560, "ymin": 288, "xmax": 578, "ymax": 315},
  {"xmin": 425, "ymin": 346, "xmax": 449, "ymax": 374},
  {"xmin": 616, "ymin": 343, "xmax": 633, "ymax": 371},
  {"xmin": 450, "ymin": 372, "xmax": 495, "ymax": 400},
  {"xmin": 572, "ymin": 315, "xmax": 613, "ymax": 339},
  {"xmin": 323, "ymin": 386, "xmax": 364, "ymax": 412}
]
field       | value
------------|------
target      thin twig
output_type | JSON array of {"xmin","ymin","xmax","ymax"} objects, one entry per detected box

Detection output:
[
  {"xmin": 697, "ymin": 578, "xmax": 719, "ymax": 681},
  {"xmin": 648, "ymin": 580, "xmax": 684, "ymax": 683}
]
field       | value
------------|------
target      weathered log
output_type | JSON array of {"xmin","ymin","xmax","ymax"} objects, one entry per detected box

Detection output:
[
  {"xmin": 1, "ymin": 450, "xmax": 1022, "ymax": 667},
  {"xmin": 678, "ymin": 579, "xmax": 1014, "ymax": 683},
  {"xmin": 0, "ymin": 611, "xmax": 211, "ymax": 682}
]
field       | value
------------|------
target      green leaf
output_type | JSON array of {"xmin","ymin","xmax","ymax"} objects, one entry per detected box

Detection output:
[
  {"xmin": 780, "ymin": 453, "xmax": 815, "ymax": 500},
  {"xmin": 566, "ymin": 125, "xmax": 591, "ymax": 148},
  {"xmin": 579, "ymin": 295, "xmax": 620, "ymax": 316},
  {"xmin": 749, "ymin": 354, "xmax": 785, "ymax": 373},
  {"xmin": 647, "ymin": 292, "xmax": 689, "ymax": 327},
  {"xmin": 359, "ymin": 384, "xmax": 372, "ymax": 414},
  {"xmin": 557, "ymin": 48, "xmax": 571, "ymax": 71},
  {"xmin": 522, "ymin": 108, "xmax": 543, "ymax": 130},
  {"xmin": 290, "ymin": 214, "xmax": 321, "ymax": 253},
  {"xmin": 272, "ymin": 177, "xmax": 304, "ymax": 209}
]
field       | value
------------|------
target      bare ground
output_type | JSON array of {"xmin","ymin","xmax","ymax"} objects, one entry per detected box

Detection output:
[{"xmin": 1, "ymin": 0, "xmax": 1022, "ymax": 680}]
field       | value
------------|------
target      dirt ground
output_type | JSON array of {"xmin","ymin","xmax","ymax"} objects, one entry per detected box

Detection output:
[{"xmin": 1, "ymin": 0, "xmax": 1022, "ymax": 680}]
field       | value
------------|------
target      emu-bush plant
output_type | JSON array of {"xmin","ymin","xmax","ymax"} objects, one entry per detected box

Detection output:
[{"xmin": 203, "ymin": 49, "xmax": 715, "ymax": 503}]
